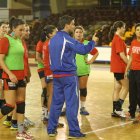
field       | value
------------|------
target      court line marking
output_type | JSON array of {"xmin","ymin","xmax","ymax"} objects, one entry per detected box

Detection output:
[{"xmin": 85, "ymin": 121, "xmax": 132, "ymax": 134}]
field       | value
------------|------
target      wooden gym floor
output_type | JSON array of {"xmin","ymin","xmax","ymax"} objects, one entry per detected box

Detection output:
[{"xmin": 0, "ymin": 59, "xmax": 140, "ymax": 140}]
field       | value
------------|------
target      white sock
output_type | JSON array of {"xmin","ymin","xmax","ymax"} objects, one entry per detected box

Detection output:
[
  {"xmin": 81, "ymin": 101, "xmax": 85, "ymax": 108},
  {"xmin": 47, "ymin": 112, "xmax": 50, "ymax": 119},
  {"xmin": 62, "ymin": 103, "xmax": 66, "ymax": 111},
  {"xmin": 42, "ymin": 107, "xmax": 46, "ymax": 112},
  {"xmin": 44, "ymin": 108, "xmax": 48, "ymax": 118}
]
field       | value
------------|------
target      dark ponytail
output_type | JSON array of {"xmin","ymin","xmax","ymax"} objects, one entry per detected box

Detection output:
[
  {"xmin": 109, "ymin": 21, "xmax": 125, "ymax": 41},
  {"xmin": 109, "ymin": 26, "xmax": 115, "ymax": 41},
  {"xmin": 40, "ymin": 25, "xmax": 56, "ymax": 42},
  {"xmin": 9, "ymin": 16, "xmax": 24, "ymax": 30}
]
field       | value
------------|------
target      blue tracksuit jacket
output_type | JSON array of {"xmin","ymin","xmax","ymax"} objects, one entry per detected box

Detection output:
[{"xmin": 49, "ymin": 31, "xmax": 95, "ymax": 75}]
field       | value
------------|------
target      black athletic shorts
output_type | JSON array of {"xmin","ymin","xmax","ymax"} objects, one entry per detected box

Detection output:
[
  {"xmin": 3, "ymin": 79, "xmax": 26, "ymax": 90},
  {"xmin": 0, "ymin": 69, "xmax": 3, "ymax": 79},
  {"xmin": 38, "ymin": 70, "xmax": 45, "ymax": 79},
  {"xmin": 114, "ymin": 73, "xmax": 124, "ymax": 81},
  {"xmin": 78, "ymin": 74, "xmax": 89, "ymax": 78}
]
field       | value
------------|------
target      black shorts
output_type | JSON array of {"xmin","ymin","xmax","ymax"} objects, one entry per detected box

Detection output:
[
  {"xmin": 45, "ymin": 75, "xmax": 53, "ymax": 83},
  {"xmin": 78, "ymin": 74, "xmax": 89, "ymax": 78},
  {"xmin": 114, "ymin": 73, "xmax": 124, "ymax": 81},
  {"xmin": 3, "ymin": 79, "xmax": 26, "ymax": 90},
  {"xmin": 0, "ymin": 69, "xmax": 3, "ymax": 79},
  {"xmin": 38, "ymin": 70, "xmax": 45, "ymax": 79}
]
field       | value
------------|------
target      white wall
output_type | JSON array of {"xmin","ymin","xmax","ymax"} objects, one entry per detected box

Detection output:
[
  {"xmin": 8, "ymin": 0, "xmax": 32, "ymax": 9},
  {"xmin": 50, "ymin": 0, "xmax": 67, "ymax": 14},
  {"xmin": 67, "ymin": 0, "xmax": 98, "ymax": 6},
  {"xmin": 0, "ymin": 9, "xmax": 9, "ymax": 21},
  {"xmin": 89, "ymin": 46, "xmax": 129, "ymax": 63},
  {"xmin": 89, "ymin": 46, "xmax": 111, "ymax": 63}
]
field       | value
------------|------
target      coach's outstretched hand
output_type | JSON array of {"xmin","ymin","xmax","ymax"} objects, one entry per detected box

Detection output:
[{"xmin": 92, "ymin": 33, "xmax": 99, "ymax": 43}]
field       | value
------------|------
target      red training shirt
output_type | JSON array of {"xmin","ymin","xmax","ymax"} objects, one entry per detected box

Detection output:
[
  {"xmin": 110, "ymin": 34, "xmax": 127, "ymax": 73},
  {"xmin": 0, "ymin": 36, "xmax": 25, "ymax": 80},
  {"xmin": 128, "ymin": 39, "xmax": 140, "ymax": 70}
]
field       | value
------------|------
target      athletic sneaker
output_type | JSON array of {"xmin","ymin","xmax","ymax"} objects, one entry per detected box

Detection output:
[
  {"xmin": 132, "ymin": 114, "xmax": 140, "ymax": 124},
  {"xmin": 48, "ymin": 130, "xmax": 57, "ymax": 137},
  {"xmin": 111, "ymin": 112, "xmax": 120, "ymax": 117},
  {"xmin": 10, "ymin": 123, "xmax": 18, "ymax": 130},
  {"xmin": 3, "ymin": 120, "xmax": 11, "ymax": 127},
  {"xmin": 24, "ymin": 117, "xmax": 35, "ymax": 127},
  {"xmin": 125, "ymin": 112, "xmax": 136, "ymax": 121},
  {"xmin": 136, "ymin": 114, "xmax": 140, "ymax": 120},
  {"xmin": 136, "ymin": 106, "xmax": 140, "ymax": 112},
  {"xmin": 16, "ymin": 131, "xmax": 34, "ymax": 140},
  {"xmin": 114, "ymin": 110, "xmax": 126, "ymax": 118},
  {"xmin": 43, "ymin": 117, "xmax": 48, "ymax": 124},
  {"xmin": 57, "ymin": 122, "xmax": 64, "ymax": 128},
  {"xmin": 60, "ymin": 108, "xmax": 66, "ymax": 116},
  {"xmin": 126, "ymin": 116, "xmax": 135, "ymax": 121},
  {"xmin": 43, "ymin": 118, "xmax": 64, "ymax": 128},
  {"xmin": 68, "ymin": 132, "xmax": 86, "ymax": 139},
  {"xmin": 80, "ymin": 107, "xmax": 89, "ymax": 115}
]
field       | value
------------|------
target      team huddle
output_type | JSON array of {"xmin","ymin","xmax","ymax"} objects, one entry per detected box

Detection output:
[{"xmin": 0, "ymin": 15, "xmax": 140, "ymax": 140}]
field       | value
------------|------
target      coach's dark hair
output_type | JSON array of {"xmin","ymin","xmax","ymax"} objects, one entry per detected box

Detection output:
[
  {"xmin": 40, "ymin": 25, "xmax": 56, "ymax": 42},
  {"xmin": 9, "ymin": 16, "xmax": 25, "ymax": 30},
  {"xmin": 58, "ymin": 15, "xmax": 75, "ymax": 30},
  {"xmin": 109, "ymin": 21, "xmax": 125, "ymax": 41}
]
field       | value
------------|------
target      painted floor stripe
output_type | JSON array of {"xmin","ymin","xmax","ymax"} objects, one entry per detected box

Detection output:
[{"xmin": 85, "ymin": 121, "xmax": 132, "ymax": 134}]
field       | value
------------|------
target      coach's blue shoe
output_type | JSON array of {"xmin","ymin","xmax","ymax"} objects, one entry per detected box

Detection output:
[
  {"xmin": 68, "ymin": 132, "xmax": 86, "ymax": 139},
  {"xmin": 48, "ymin": 130, "xmax": 57, "ymax": 137},
  {"xmin": 80, "ymin": 107, "xmax": 89, "ymax": 115}
]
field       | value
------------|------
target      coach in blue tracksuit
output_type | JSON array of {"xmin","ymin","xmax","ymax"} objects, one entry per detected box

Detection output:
[{"xmin": 47, "ymin": 15, "xmax": 98, "ymax": 138}]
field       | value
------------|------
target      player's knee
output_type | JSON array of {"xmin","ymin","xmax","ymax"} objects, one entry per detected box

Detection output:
[
  {"xmin": 80, "ymin": 88, "xmax": 87, "ymax": 97},
  {"xmin": 16, "ymin": 102, "xmax": 25, "ymax": 114},
  {"xmin": 41, "ymin": 88, "xmax": 47, "ymax": 97},
  {"xmin": 1, "ymin": 104, "xmax": 14, "ymax": 115}
]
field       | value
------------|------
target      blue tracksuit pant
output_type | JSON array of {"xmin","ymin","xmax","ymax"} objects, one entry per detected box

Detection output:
[{"xmin": 47, "ymin": 75, "xmax": 81, "ymax": 135}]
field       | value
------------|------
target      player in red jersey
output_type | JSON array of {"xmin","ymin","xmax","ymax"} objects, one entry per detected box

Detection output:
[
  {"xmin": 0, "ymin": 17, "xmax": 34, "ymax": 140},
  {"xmin": 125, "ymin": 23, "xmax": 140, "ymax": 121},
  {"xmin": 109, "ymin": 21, "xmax": 128, "ymax": 118}
]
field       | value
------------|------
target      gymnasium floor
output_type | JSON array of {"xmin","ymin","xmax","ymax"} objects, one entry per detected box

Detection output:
[{"xmin": 0, "ymin": 60, "xmax": 140, "ymax": 140}]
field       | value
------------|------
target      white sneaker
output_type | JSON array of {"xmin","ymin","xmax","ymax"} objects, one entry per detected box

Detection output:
[
  {"xmin": 114, "ymin": 110, "xmax": 126, "ymax": 118},
  {"xmin": 16, "ymin": 131, "xmax": 34, "ymax": 140},
  {"xmin": 24, "ymin": 117, "xmax": 35, "ymax": 127}
]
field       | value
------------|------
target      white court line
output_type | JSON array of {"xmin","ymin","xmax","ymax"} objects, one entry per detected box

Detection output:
[{"xmin": 85, "ymin": 121, "xmax": 132, "ymax": 134}]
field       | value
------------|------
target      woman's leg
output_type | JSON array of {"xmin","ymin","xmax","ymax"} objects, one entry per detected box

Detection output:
[
  {"xmin": 112, "ymin": 78, "xmax": 122, "ymax": 117},
  {"xmin": 0, "ymin": 90, "xmax": 16, "ymax": 119},
  {"xmin": 112, "ymin": 77, "xmax": 128, "ymax": 118},
  {"xmin": 128, "ymin": 70, "xmax": 137, "ymax": 118},
  {"xmin": 16, "ymin": 83, "xmax": 34, "ymax": 139},
  {"xmin": 120, "ymin": 78, "xmax": 129, "ymax": 100},
  {"xmin": 40, "ymin": 77, "xmax": 47, "ymax": 120},
  {"xmin": 79, "ymin": 75, "xmax": 89, "ymax": 115},
  {"xmin": 16, "ymin": 87, "xmax": 26, "ymax": 133},
  {"xmin": 0, "ymin": 79, "xmax": 5, "ymax": 108},
  {"xmin": 47, "ymin": 81, "xmax": 53, "ymax": 116},
  {"xmin": 10, "ymin": 107, "xmax": 18, "ymax": 130},
  {"xmin": 135, "ymin": 71, "xmax": 140, "ymax": 120}
]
